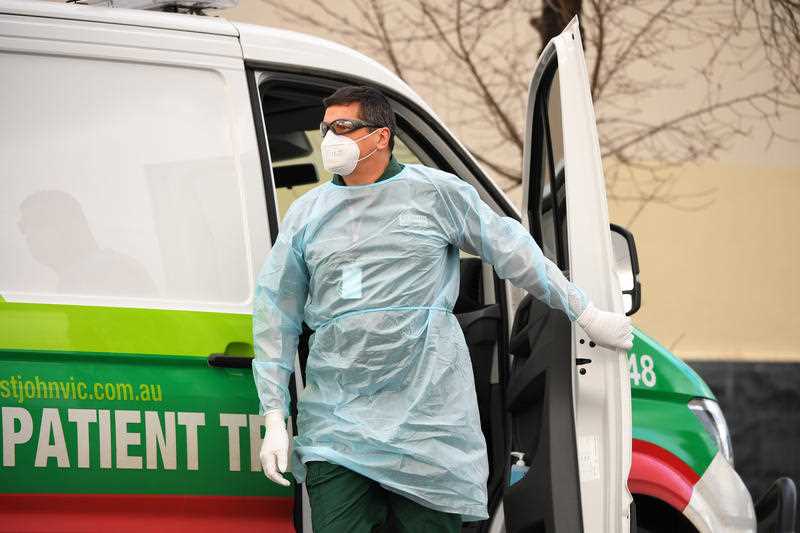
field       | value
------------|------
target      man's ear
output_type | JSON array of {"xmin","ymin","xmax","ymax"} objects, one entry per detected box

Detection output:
[{"xmin": 377, "ymin": 127, "xmax": 392, "ymax": 150}]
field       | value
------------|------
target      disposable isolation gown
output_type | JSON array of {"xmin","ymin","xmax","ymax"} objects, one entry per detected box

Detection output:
[{"xmin": 252, "ymin": 163, "xmax": 588, "ymax": 521}]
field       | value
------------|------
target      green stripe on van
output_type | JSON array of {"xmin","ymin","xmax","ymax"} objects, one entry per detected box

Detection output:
[
  {"xmin": 0, "ymin": 300, "xmax": 252, "ymax": 356},
  {"xmin": 0, "ymin": 348, "xmax": 292, "ymax": 497},
  {"xmin": 0, "ymin": 301, "xmax": 292, "ymax": 496}
]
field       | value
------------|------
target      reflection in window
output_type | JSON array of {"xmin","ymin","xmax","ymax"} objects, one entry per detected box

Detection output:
[{"xmin": 0, "ymin": 52, "xmax": 250, "ymax": 306}]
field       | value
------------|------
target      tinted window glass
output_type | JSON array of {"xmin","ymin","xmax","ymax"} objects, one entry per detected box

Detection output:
[{"xmin": 0, "ymin": 53, "xmax": 250, "ymax": 306}]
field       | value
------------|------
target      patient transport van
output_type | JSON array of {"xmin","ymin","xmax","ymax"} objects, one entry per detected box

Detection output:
[{"xmin": 0, "ymin": 1, "xmax": 793, "ymax": 531}]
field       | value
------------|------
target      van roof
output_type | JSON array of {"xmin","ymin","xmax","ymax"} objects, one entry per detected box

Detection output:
[
  {"xmin": 0, "ymin": 0, "xmax": 435, "ymax": 116},
  {"xmin": 0, "ymin": 0, "xmax": 239, "ymax": 35},
  {"xmin": 233, "ymin": 22, "xmax": 434, "ymax": 115}
]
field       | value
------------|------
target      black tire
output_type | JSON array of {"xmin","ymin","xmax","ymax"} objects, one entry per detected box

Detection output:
[{"xmin": 634, "ymin": 494, "xmax": 698, "ymax": 533}]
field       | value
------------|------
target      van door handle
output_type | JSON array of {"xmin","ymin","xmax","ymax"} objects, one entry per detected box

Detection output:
[
  {"xmin": 208, "ymin": 341, "xmax": 254, "ymax": 368},
  {"xmin": 208, "ymin": 354, "xmax": 253, "ymax": 368}
]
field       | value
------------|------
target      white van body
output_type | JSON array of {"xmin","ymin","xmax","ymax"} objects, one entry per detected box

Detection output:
[{"xmin": 1, "ymin": 1, "xmax": 758, "ymax": 532}]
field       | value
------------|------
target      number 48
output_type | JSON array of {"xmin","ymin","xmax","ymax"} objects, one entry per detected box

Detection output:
[{"xmin": 628, "ymin": 353, "xmax": 656, "ymax": 387}]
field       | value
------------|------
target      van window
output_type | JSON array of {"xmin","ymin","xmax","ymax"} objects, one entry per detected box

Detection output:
[
  {"xmin": 0, "ymin": 52, "xmax": 250, "ymax": 308},
  {"xmin": 257, "ymin": 79, "xmax": 484, "ymax": 262},
  {"xmin": 538, "ymin": 70, "xmax": 570, "ymax": 271}
]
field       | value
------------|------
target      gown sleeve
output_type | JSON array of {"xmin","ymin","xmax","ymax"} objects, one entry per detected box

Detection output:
[
  {"xmin": 433, "ymin": 172, "xmax": 589, "ymax": 321},
  {"xmin": 252, "ymin": 210, "xmax": 310, "ymax": 418}
]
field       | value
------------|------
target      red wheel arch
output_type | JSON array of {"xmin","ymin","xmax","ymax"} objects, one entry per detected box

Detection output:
[{"xmin": 629, "ymin": 438, "xmax": 701, "ymax": 512}]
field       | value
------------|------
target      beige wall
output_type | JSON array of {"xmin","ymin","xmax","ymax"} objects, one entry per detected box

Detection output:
[
  {"xmin": 224, "ymin": 0, "xmax": 800, "ymax": 361},
  {"xmin": 609, "ymin": 163, "xmax": 800, "ymax": 361}
]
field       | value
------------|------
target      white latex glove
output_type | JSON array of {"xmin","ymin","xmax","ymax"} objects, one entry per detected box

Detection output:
[
  {"xmin": 260, "ymin": 410, "xmax": 290, "ymax": 487},
  {"xmin": 576, "ymin": 302, "xmax": 633, "ymax": 351}
]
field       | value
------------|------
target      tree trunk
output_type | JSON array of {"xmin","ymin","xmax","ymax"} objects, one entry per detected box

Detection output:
[{"xmin": 531, "ymin": 0, "xmax": 583, "ymax": 54}]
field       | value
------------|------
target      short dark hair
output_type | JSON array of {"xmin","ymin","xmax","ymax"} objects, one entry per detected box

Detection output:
[{"xmin": 323, "ymin": 85, "xmax": 396, "ymax": 151}]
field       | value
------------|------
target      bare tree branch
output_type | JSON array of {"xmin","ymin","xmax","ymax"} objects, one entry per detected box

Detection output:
[{"xmin": 259, "ymin": 0, "xmax": 799, "ymax": 217}]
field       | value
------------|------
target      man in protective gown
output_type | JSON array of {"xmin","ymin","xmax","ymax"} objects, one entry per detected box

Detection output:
[{"xmin": 253, "ymin": 86, "xmax": 633, "ymax": 532}]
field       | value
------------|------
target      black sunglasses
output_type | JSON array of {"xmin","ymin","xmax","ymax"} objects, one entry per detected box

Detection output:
[{"xmin": 320, "ymin": 118, "xmax": 383, "ymax": 137}]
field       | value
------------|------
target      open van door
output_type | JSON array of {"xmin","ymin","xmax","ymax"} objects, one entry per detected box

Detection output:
[{"xmin": 503, "ymin": 17, "xmax": 632, "ymax": 533}]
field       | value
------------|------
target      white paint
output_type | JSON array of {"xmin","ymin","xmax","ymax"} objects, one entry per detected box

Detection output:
[
  {"xmin": 34, "ymin": 408, "xmax": 69, "ymax": 468},
  {"xmin": 219, "ymin": 413, "xmax": 247, "ymax": 472},
  {"xmin": 2, "ymin": 408, "xmax": 264, "ymax": 473},
  {"xmin": 2, "ymin": 406, "xmax": 32, "ymax": 467},
  {"xmin": 0, "ymin": 0, "xmax": 238, "ymax": 36},
  {"xmin": 628, "ymin": 353, "xmax": 657, "ymax": 388},
  {"xmin": 248, "ymin": 413, "xmax": 265, "ymax": 473},
  {"xmin": 640, "ymin": 355, "xmax": 656, "ymax": 387},
  {"xmin": 520, "ymin": 18, "xmax": 633, "ymax": 532},
  {"xmin": 558, "ymin": 20, "xmax": 632, "ymax": 533},
  {"xmin": 115, "ymin": 409, "xmax": 142, "ymax": 469},
  {"xmin": 578, "ymin": 435, "xmax": 601, "ymax": 482},
  {"xmin": 98, "ymin": 409, "xmax": 112, "ymax": 469},
  {"xmin": 68, "ymin": 408, "xmax": 96, "ymax": 468},
  {"xmin": 145, "ymin": 410, "xmax": 176, "ymax": 470},
  {"xmin": 684, "ymin": 452, "xmax": 756, "ymax": 533},
  {"xmin": 177, "ymin": 411, "xmax": 205, "ymax": 471}
]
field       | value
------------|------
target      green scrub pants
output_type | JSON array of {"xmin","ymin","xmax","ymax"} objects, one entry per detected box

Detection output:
[{"xmin": 305, "ymin": 461, "xmax": 462, "ymax": 533}]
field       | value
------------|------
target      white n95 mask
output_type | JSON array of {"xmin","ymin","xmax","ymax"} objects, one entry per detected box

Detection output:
[{"xmin": 320, "ymin": 128, "xmax": 382, "ymax": 176}]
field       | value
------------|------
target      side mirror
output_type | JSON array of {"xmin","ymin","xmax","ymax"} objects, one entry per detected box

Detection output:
[
  {"xmin": 273, "ymin": 163, "xmax": 319, "ymax": 189},
  {"xmin": 610, "ymin": 223, "xmax": 641, "ymax": 316}
]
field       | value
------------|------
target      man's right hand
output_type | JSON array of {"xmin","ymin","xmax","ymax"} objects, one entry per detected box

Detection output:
[
  {"xmin": 576, "ymin": 302, "xmax": 634, "ymax": 351},
  {"xmin": 260, "ymin": 410, "xmax": 290, "ymax": 486}
]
